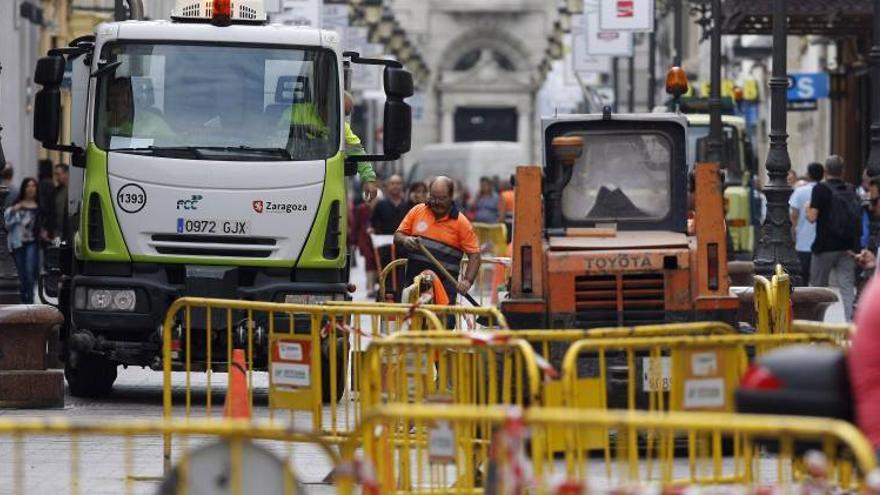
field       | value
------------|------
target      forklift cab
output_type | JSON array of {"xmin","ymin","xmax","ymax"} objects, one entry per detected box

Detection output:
[{"xmin": 542, "ymin": 114, "xmax": 689, "ymax": 235}]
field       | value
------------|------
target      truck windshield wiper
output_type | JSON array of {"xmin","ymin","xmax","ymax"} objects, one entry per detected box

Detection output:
[
  {"xmin": 110, "ymin": 146, "xmax": 292, "ymax": 160},
  {"xmin": 192, "ymin": 146, "xmax": 293, "ymax": 160},
  {"xmin": 110, "ymin": 146, "xmax": 205, "ymax": 159}
]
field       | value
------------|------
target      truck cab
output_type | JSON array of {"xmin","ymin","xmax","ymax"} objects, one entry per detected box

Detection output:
[
  {"xmin": 32, "ymin": 0, "xmax": 413, "ymax": 396},
  {"xmin": 685, "ymin": 113, "xmax": 759, "ymax": 259},
  {"xmin": 501, "ymin": 110, "xmax": 739, "ymax": 329}
]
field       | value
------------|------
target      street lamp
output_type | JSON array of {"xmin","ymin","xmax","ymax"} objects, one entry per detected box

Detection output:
[
  {"xmin": 753, "ymin": 0, "xmax": 802, "ymax": 284},
  {"xmin": 866, "ymin": 0, "xmax": 880, "ymax": 177},
  {"xmin": 707, "ymin": 0, "xmax": 724, "ymax": 165},
  {"xmin": 688, "ymin": 0, "xmax": 724, "ymax": 163}
]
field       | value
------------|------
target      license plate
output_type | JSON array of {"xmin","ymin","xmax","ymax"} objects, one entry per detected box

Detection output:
[{"xmin": 176, "ymin": 218, "xmax": 249, "ymax": 235}]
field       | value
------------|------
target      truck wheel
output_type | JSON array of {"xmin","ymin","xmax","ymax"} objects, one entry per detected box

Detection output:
[{"xmin": 64, "ymin": 354, "xmax": 118, "ymax": 398}]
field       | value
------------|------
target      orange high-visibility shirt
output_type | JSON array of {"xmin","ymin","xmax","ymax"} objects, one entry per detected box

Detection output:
[{"xmin": 397, "ymin": 204, "xmax": 480, "ymax": 255}]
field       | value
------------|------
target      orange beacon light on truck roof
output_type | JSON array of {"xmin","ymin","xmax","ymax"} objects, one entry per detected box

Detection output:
[{"xmin": 665, "ymin": 67, "xmax": 689, "ymax": 98}]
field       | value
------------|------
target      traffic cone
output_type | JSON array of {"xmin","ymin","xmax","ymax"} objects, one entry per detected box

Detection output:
[{"xmin": 224, "ymin": 348, "xmax": 251, "ymax": 420}]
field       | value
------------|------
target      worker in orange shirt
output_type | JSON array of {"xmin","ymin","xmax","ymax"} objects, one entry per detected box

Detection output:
[
  {"xmin": 394, "ymin": 176, "xmax": 482, "ymax": 304},
  {"xmin": 497, "ymin": 179, "xmax": 515, "ymax": 243}
]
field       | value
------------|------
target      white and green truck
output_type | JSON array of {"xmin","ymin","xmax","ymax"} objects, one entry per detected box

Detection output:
[{"xmin": 32, "ymin": 0, "xmax": 412, "ymax": 396}]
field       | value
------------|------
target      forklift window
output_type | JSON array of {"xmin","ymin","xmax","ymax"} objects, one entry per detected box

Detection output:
[{"xmin": 561, "ymin": 132, "xmax": 672, "ymax": 222}]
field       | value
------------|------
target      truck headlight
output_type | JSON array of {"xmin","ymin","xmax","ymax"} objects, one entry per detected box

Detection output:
[
  {"xmin": 89, "ymin": 289, "xmax": 113, "ymax": 310},
  {"xmin": 112, "ymin": 290, "xmax": 137, "ymax": 311},
  {"xmin": 75, "ymin": 287, "xmax": 138, "ymax": 312}
]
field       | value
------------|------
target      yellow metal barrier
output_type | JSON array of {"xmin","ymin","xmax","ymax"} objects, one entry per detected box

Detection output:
[
  {"xmin": 561, "ymin": 333, "xmax": 837, "ymax": 416},
  {"xmin": 359, "ymin": 336, "xmax": 544, "ymax": 410},
  {"xmin": 772, "ymin": 265, "xmax": 792, "ymax": 334},
  {"xmin": 378, "ymin": 258, "xmax": 408, "ymax": 302},
  {"xmin": 328, "ymin": 299, "xmax": 510, "ymax": 330},
  {"xmin": 0, "ymin": 417, "xmax": 341, "ymax": 495},
  {"xmin": 379, "ymin": 256, "xmax": 510, "ymax": 316},
  {"xmin": 754, "ymin": 265, "xmax": 792, "ymax": 335},
  {"xmin": 341, "ymin": 404, "xmax": 878, "ymax": 494},
  {"xmin": 391, "ymin": 322, "xmax": 736, "ymax": 431},
  {"xmin": 792, "ymin": 320, "xmax": 855, "ymax": 346},
  {"xmin": 472, "ymin": 222, "xmax": 509, "ymax": 257},
  {"xmin": 468, "ymin": 255, "xmax": 512, "ymax": 306},
  {"xmin": 160, "ymin": 297, "xmax": 445, "ymax": 465},
  {"xmin": 354, "ymin": 335, "xmax": 545, "ymax": 491}
]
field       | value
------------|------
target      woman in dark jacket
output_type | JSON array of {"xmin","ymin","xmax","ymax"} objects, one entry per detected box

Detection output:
[{"xmin": 4, "ymin": 177, "xmax": 42, "ymax": 303}]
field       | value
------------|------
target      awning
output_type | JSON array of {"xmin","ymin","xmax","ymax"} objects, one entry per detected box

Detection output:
[{"xmin": 722, "ymin": 0, "xmax": 872, "ymax": 36}]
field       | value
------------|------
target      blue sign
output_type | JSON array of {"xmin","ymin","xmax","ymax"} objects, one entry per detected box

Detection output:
[{"xmin": 786, "ymin": 73, "xmax": 830, "ymax": 101}]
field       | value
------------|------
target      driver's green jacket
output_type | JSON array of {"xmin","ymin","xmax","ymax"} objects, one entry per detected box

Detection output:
[
  {"xmin": 344, "ymin": 122, "xmax": 375, "ymax": 183},
  {"xmin": 279, "ymin": 103, "xmax": 375, "ymax": 183}
]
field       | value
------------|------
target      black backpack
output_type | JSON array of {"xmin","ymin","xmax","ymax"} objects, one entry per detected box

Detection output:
[{"xmin": 825, "ymin": 181, "xmax": 862, "ymax": 243}]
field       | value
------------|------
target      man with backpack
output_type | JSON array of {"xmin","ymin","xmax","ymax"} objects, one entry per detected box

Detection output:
[{"xmin": 807, "ymin": 155, "xmax": 862, "ymax": 321}]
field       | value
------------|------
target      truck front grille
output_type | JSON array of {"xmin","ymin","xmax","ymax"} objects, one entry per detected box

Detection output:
[
  {"xmin": 149, "ymin": 234, "xmax": 277, "ymax": 258},
  {"xmin": 574, "ymin": 273, "xmax": 665, "ymax": 327}
]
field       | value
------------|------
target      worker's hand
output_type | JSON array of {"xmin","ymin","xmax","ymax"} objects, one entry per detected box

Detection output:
[
  {"xmin": 402, "ymin": 235, "xmax": 420, "ymax": 252},
  {"xmin": 362, "ymin": 181, "xmax": 378, "ymax": 202},
  {"xmin": 457, "ymin": 279, "xmax": 473, "ymax": 294}
]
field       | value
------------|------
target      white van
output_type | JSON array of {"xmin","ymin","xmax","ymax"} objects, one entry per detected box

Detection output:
[{"xmin": 406, "ymin": 142, "xmax": 528, "ymax": 199}]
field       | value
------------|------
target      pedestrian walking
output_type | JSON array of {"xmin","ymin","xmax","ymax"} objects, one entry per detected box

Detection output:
[
  {"xmin": 854, "ymin": 177, "xmax": 880, "ymax": 293},
  {"xmin": 395, "ymin": 176, "xmax": 482, "ymax": 305},
  {"xmin": 497, "ymin": 179, "xmax": 515, "ymax": 242},
  {"xmin": 1, "ymin": 164, "xmax": 18, "ymax": 209},
  {"xmin": 786, "ymin": 169, "xmax": 798, "ymax": 188},
  {"xmin": 470, "ymin": 176, "xmax": 500, "ymax": 224},
  {"xmin": 48, "ymin": 164, "xmax": 69, "ymax": 241},
  {"xmin": 4, "ymin": 177, "xmax": 43, "ymax": 304},
  {"xmin": 370, "ymin": 174, "xmax": 409, "ymax": 297},
  {"xmin": 370, "ymin": 175, "xmax": 408, "ymax": 235},
  {"xmin": 405, "ymin": 181, "xmax": 427, "ymax": 210},
  {"xmin": 352, "ymin": 194, "xmax": 378, "ymax": 297},
  {"xmin": 789, "ymin": 162, "xmax": 823, "ymax": 284},
  {"xmin": 807, "ymin": 155, "xmax": 862, "ymax": 321}
]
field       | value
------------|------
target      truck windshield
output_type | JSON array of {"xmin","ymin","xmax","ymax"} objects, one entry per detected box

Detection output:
[
  {"xmin": 94, "ymin": 42, "xmax": 340, "ymax": 161},
  {"xmin": 561, "ymin": 132, "xmax": 672, "ymax": 221},
  {"xmin": 686, "ymin": 124, "xmax": 742, "ymax": 180}
]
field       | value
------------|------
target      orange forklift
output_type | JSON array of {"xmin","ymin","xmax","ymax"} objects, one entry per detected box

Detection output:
[{"xmin": 501, "ymin": 69, "xmax": 739, "ymax": 330}]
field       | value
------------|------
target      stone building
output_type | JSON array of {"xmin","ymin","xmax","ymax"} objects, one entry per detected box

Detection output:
[{"xmin": 390, "ymin": 0, "xmax": 558, "ymax": 163}]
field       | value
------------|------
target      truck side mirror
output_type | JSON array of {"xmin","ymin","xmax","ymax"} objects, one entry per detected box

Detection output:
[
  {"xmin": 33, "ymin": 56, "xmax": 65, "ymax": 145},
  {"xmin": 382, "ymin": 67, "xmax": 413, "ymax": 158},
  {"xmin": 34, "ymin": 87, "xmax": 61, "ymax": 144},
  {"xmin": 35, "ymin": 55, "xmax": 65, "ymax": 86}
]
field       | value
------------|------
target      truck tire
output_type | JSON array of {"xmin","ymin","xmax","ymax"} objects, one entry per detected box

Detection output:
[{"xmin": 64, "ymin": 354, "xmax": 118, "ymax": 398}]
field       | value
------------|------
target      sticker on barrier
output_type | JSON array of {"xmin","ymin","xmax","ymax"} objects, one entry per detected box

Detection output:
[{"xmin": 269, "ymin": 334, "xmax": 316, "ymax": 410}]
